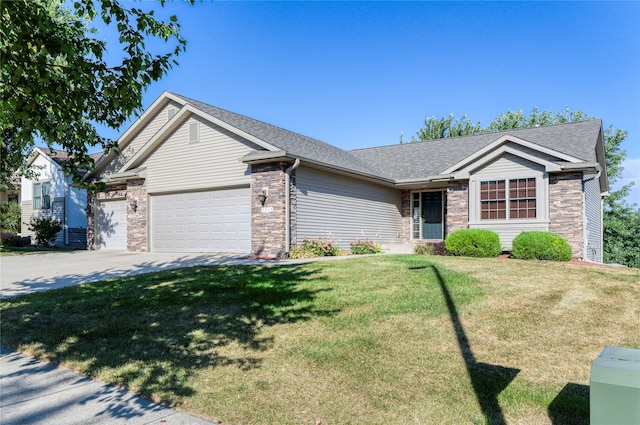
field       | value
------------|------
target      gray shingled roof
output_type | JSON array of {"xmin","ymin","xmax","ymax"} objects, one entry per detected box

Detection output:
[
  {"xmin": 350, "ymin": 120, "xmax": 602, "ymax": 180},
  {"xmin": 171, "ymin": 93, "xmax": 385, "ymax": 178},
  {"xmin": 171, "ymin": 93, "xmax": 602, "ymax": 182}
]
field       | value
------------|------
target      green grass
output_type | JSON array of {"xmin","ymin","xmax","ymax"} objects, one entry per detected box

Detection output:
[
  {"xmin": 0, "ymin": 245, "xmax": 72, "ymax": 256},
  {"xmin": 1, "ymin": 255, "xmax": 638, "ymax": 424}
]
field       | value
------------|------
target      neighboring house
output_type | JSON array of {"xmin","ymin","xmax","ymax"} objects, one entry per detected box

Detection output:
[
  {"xmin": 86, "ymin": 91, "xmax": 608, "ymax": 262},
  {"xmin": 20, "ymin": 147, "xmax": 96, "ymax": 248}
]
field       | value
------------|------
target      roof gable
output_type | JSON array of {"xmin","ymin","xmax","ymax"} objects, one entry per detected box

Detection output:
[{"xmin": 90, "ymin": 92, "xmax": 605, "ymax": 189}]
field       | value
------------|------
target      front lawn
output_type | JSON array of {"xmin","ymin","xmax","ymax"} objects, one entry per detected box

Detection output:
[{"xmin": 1, "ymin": 255, "xmax": 638, "ymax": 424}]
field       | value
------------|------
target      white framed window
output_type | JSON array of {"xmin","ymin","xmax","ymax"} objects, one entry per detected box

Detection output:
[
  {"xmin": 479, "ymin": 177, "xmax": 536, "ymax": 220},
  {"xmin": 33, "ymin": 181, "xmax": 51, "ymax": 210}
]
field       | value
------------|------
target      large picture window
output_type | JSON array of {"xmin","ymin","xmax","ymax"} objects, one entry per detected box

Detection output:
[
  {"xmin": 480, "ymin": 178, "xmax": 536, "ymax": 220},
  {"xmin": 33, "ymin": 181, "xmax": 51, "ymax": 210}
]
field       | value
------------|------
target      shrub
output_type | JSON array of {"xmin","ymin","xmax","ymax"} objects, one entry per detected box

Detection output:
[
  {"xmin": 0, "ymin": 203, "xmax": 21, "ymax": 233},
  {"xmin": 350, "ymin": 238, "xmax": 382, "ymax": 255},
  {"xmin": 289, "ymin": 237, "xmax": 344, "ymax": 259},
  {"xmin": 445, "ymin": 229, "xmax": 502, "ymax": 258},
  {"xmin": 27, "ymin": 217, "xmax": 63, "ymax": 247},
  {"xmin": 0, "ymin": 231, "xmax": 21, "ymax": 247},
  {"xmin": 414, "ymin": 241, "xmax": 448, "ymax": 256},
  {"xmin": 511, "ymin": 231, "xmax": 572, "ymax": 261}
]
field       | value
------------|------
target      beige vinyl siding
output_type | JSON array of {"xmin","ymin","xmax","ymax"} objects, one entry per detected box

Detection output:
[
  {"xmin": 101, "ymin": 101, "xmax": 182, "ymax": 177},
  {"xmin": 20, "ymin": 201, "xmax": 33, "ymax": 238},
  {"xmin": 583, "ymin": 173, "xmax": 603, "ymax": 262},
  {"xmin": 469, "ymin": 153, "xmax": 549, "ymax": 250},
  {"xmin": 141, "ymin": 115, "xmax": 263, "ymax": 194},
  {"xmin": 295, "ymin": 167, "xmax": 403, "ymax": 249}
]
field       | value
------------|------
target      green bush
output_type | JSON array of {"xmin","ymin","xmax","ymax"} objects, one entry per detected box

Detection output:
[
  {"xmin": 444, "ymin": 229, "xmax": 502, "ymax": 258},
  {"xmin": 350, "ymin": 238, "xmax": 382, "ymax": 255},
  {"xmin": 289, "ymin": 237, "xmax": 345, "ymax": 259},
  {"xmin": 511, "ymin": 231, "xmax": 572, "ymax": 261},
  {"xmin": 0, "ymin": 231, "xmax": 21, "ymax": 247},
  {"xmin": 27, "ymin": 217, "xmax": 63, "ymax": 247},
  {"xmin": 414, "ymin": 241, "xmax": 448, "ymax": 256},
  {"xmin": 0, "ymin": 203, "xmax": 21, "ymax": 233}
]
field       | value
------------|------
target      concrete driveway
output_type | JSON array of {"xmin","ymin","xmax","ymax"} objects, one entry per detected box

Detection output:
[{"xmin": 0, "ymin": 250, "xmax": 280, "ymax": 298}]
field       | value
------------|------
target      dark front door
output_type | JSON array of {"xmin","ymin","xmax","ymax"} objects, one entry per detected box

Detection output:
[{"xmin": 421, "ymin": 192, "xmax": 443, "ymax": 239}]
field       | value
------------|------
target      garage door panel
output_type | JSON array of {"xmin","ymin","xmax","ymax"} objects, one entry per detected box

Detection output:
[{"xmin": 151, "ymin": 188, "xmax": 250, "ymax": 253}]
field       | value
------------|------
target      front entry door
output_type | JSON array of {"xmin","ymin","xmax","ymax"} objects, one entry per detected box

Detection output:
[{"xmin": 421, "ymin": 192, "xmax": 443, "ymax": 239}]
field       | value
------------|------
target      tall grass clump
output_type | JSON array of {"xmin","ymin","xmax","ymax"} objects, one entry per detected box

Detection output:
[
  {"xmin": 445, "ymin": 229, "xmax": 502, "ymax": 258},
  {"xmin": 511, "ymin": 231, "xmax": 572, "ymax": 261}
]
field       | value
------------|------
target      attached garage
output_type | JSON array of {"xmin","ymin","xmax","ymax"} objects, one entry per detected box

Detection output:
[
  {"xmin": 96, "ymin": 199, "xmax": 127, "ymax": 250},
  {"xmin": 149, "ymin": 187, "xmax": 251, "ymax": 253}
]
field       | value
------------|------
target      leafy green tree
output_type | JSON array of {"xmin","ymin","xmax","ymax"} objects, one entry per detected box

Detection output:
[
  {"xmin": 411, "ymin": 107, "xmax": 638, "ymax": 267},
  {"xmin": 0, "ymin": 0, "xmax": 191, "ymax": 190},
  {"xmin": 413, "ymin": 114, "xmax": 482, "ymax": 141}
]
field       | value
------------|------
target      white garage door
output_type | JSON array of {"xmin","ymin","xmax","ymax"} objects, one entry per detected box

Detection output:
[
  {"xmin": 150, "ymin": 188, "xmax": 250, "ymax": 253},
  {"xmin": 96, "ymin": 200, "xmax": 127, "ymax": 250}
]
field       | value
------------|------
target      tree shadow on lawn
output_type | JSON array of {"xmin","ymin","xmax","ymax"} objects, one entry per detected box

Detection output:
[
  {"xmin": 0, "ymin": 263, "xmax": 337, "ymax": 405},
  {"xmin": 420, "ymin": 265, "xmax": 520, "ymax": 425}
]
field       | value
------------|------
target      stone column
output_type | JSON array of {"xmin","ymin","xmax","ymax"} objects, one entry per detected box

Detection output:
[
  {"xmin": 548, "ymin": 173, "xmax": 584, "ymax": 259},
  {"xmin": 127, "ymin": 179, "xmax": 147, "ymax": 252},
  {"xmin": 251, "ymin": 162, "xmax": 288, "ymax": 258},
  {"xmin": 401, "ymin": 190, "xmax": 412, "ymax": 243},
  {"xmin": 446, "ymin": 182, "xmax": 469, "ymax": 236},
  {"xmin": 86, "ymin": 192, "xmax": 96, "ymax": 250}
]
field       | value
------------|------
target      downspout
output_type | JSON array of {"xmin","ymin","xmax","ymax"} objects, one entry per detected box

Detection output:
[{"xmin": 284, "ymin": 158, "xmax": 300, "ymax": 258}]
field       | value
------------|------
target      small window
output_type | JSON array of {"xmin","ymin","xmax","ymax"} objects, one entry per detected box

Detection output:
[
  {"xmin": 33, "ymin": 181, "xmax": 51, "ymax": 210},
  {"xmin": 167, "ymin": 107, "xmax": 177, "ymax": 120},
  {"xmin": 480, "ymin": 178, "xmax": 536, "ymax": 220},
  {"xmin": 189, "ymin": 122, "xmax": 199, "ymax": 143},
  {"xmin": 480, "ymin": 180, "xmax": 506, "ymax": 219}
]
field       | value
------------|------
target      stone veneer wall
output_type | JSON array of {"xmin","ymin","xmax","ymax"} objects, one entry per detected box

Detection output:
[
  {"xmin": 127, "ymin": 179, "xmax": 147, "ymax": 252},
  {"xmin": 251, "ymin": 162, "xmax": 288, "ymax": 258},
  {"xmin": 401, "ymin": 190, "xmax": 411, "ymax": 243},
  {"xmin": 446, "ymin": 182, "xmax": 469, "ymax": 236},
  {"xmin": 548, "ymin": 173, "xmax": 584, "ymax": 259}
]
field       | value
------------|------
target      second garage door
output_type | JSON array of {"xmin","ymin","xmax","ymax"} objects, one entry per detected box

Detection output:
[
  {"xmin": 150, "ymin": 188, "xmax": 250, "ymax": 253},
  {"xmin": 96, "ymin": 199, "xmax": 127, "ymax": 250}
]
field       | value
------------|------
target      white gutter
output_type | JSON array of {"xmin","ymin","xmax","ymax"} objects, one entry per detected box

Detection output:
[{"xmin": 284, "ymin": 158, "xmax": 300, "ymax": 258}]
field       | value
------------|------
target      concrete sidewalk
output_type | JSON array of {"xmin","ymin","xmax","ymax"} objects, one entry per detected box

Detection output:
[{"xmin": 0, "ymin": 347, "xmax": 216, "ymax": 425}]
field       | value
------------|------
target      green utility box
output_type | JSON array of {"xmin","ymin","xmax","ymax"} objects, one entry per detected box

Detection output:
[{"xmin": 590, "ymin": 346, "xmax": 640, "ymax": 424}]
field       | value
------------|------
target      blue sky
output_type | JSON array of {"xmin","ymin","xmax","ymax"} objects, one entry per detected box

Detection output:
[{"xmin": 93, "ymin": 1, "xmax": 640, "ymax": 206}]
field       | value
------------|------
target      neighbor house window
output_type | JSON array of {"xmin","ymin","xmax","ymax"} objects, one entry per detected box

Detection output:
[
  {"xmin": 480, "ymin": 178, "xmax": 536, "ymax": 220},
  {"xmin": 33, "ymin": 181, "xmax": 51, "ymax": 210}
]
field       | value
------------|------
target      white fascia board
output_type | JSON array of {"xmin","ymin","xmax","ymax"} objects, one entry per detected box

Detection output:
[
  {"xmin": 442, "ymin": 134, "xmax": 584, "ymax": 175},
  {"xmin": 394, "ymin": 175, "xmax": 456, "ymax": 186},
  {"xmin": 240, "ymin": 150, "xmax": 288, "ymax": 163},
  {"xmin": 452, "ymin": 145, "xmax": 565, "ymax": 179},
  {"xmin": 87, "ymin": 91, "xmax": 188, "ymax": 178},
  {"xmin": 193, "ymin": 107, "xmax": 279, "ymax": 152},
  {"xmin": 27, "ymin": 147, "xmax": 62, "ymax": 171}
]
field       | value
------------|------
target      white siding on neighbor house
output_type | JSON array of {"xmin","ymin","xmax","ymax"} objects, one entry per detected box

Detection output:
[
  {"xmin": 150, "ymin": 187, "xmax": 250, "ymax": 253},
  {"xmin": 296, "ymin": 167, "xmax": 403, "ymax": 249},
  {"xmin": 67, "ymin": 178, "xmax": 88, "ymax": 230},
  {"xmin": 468, "ymin": 153, "xmax": 549, "ymax": 250},
  {"xmin": 583, "ymin": 173, "xmax": 603, "ymax": 262},
  {"xmin": 21, "ymin": 201, "xmax": 33, "ymax": 238},
  {"xmin": 140, "ymin": 115, "xmax": 262, "ymax": 194},
  {"xmin": 101, "ymin": 101, "xmax": 183, "ymax": 177}
]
